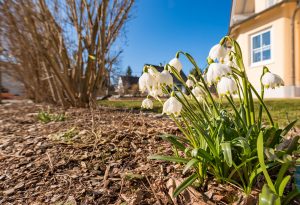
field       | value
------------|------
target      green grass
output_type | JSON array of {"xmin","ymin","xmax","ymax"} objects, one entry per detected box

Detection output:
[{"xmin": 98, "ymin": 99, "xmax": 300, "ymax": 128}]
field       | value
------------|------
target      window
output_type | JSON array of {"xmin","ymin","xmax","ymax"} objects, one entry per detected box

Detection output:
[
  {"xmin": 266, "ymin": 0, "xmax": 276, "ymax": 8},
  {"xmin": 251, "ymin": 29, "xmax": 271, "ymax": 65}
]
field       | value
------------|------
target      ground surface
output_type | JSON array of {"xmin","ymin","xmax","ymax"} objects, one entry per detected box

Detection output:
[{"xmin": 1, "ymin": 101, "xmax": 243, "ymax": 205}]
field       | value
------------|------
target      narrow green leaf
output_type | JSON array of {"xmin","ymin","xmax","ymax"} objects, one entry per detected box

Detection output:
[
  {"xmin": 173, "ymin": 173, "xmax": 198, "ymax": 197},
  {"xmin": 278, "ymin": 175, "xmax": 291, "ymax": 197},
  {"xmin": 286, "ymin": 135, "xmax": 300, "ymax": 155},
  {"xmin": 183, "ymin": 158, "xmax": 199, "ymax": 174},
  {"xmin": 283, "ymin": 189, "xmax": 300, "ymax": 205},
  {"xmin": 191, "ymin": 148, "xmax": 214, "ymax": 162},
  {"xmin": 161, "ymin": 135, "xmax": 186, "ymax": 151},
  {"xmin": 148, "ymin": 155, "xmax": 189, "ymax": 164},
  {"xmin": 221, "ymin": 142, "xmax": 232, "ymax": 167},
  {"xmin": 259, "ymin": 184, "xmax": 277, "ymax": 205},
  {"xmin": 257, "ymin": 132, "xmax": 276, "ymax": 193},
  {"xmin": 281, "ymin": 120, "xmax": 297, "ymax": 136}
]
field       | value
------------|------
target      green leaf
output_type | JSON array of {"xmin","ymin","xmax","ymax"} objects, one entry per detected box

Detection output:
[
  {"xmin": 191, "ymin": 148, "xmax": 214, "ymax": 162},
  {"xmin": 148, "ymin": 155, "xmax": 188, "ymax": 164},
  {"xmin": 221, "ymin": 142, "xmax": 232, "ymax": 167},
  {"xmin": 259, "ymin": 184, "xmax": 278, "ymax": 205},
  {"xmin": 257, "ymin": 132, "xmax": 276, "ymax": 193},
  {"xmin": 281, "ymin": 120, "xmax": 297, "ymax": 136},
  {"xmin": 173, "ymin": 173, "xmax": 198, "ymax": 197},
  {"xmin": 286, "ymin": 135, "xmax": 300, "ymax": 155},
  {"xmin": 278, "ymin": 175, "xmax": 291, "ymax": 197},
  {"xmin": 283, "ymin": 189, "xmax": 300, "ymax": 205},
  {"xmin": 183, "ymin": 158, "xmax": 199, "ymax": 174},
  {"xmin": 161, "ymin": 135, "xmax": 186, "ymax": 151}
]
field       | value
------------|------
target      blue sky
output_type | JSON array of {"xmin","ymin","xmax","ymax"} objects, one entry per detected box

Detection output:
[{"xmin": 120, "ymin": 0, "xmax": 231, "ymax": 76}]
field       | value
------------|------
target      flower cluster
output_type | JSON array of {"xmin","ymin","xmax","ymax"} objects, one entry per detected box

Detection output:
[{"xmin": 142, "ymin": 37, "xmax": 297, "ymax": 203}]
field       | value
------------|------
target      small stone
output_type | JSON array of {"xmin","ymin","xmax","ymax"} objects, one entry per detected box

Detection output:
[{"xmin": 14, "ymin": 182, "xmax": 25, "ymax": 190}]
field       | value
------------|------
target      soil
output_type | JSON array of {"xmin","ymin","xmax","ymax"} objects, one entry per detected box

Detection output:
[{"xmin": 0, "ymin": 101, "xmax": 257, "ymax": 204}]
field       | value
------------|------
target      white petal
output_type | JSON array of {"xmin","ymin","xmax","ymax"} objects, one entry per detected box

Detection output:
[
  {"xmin": 209, "ymin": 44, "xmax": 228, "ymax": 61},
  {"xmin": 169, "ymin": 58, "xmax": 182, "ymax": 72}
]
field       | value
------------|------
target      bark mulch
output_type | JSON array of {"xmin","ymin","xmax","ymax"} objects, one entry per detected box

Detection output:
[{"xmin": 0, "ymin": 101, "xmax": 245, "ymax": 205}]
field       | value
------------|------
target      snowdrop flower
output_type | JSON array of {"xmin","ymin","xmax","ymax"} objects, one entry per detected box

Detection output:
[
  {"xmin": 186, "ymin": 79, "xmax": 194, "ymax": 87},
  {"xmin": 139, "ymin": 72, "xmax": 155, "ymax": 93},
  {"xmin": 150, "ymin": 86, "xmax": 163, "ymax": 98},
  {"xmin": 208, "ymin": 44, "xmax": 227, "ymax": 61},
  {"xmin": 169, "ymin": 58, "xmax": 182, "ymax": 72},
  {"xmin": 217, "ymin": 76, "xmax": 238, "ymax": 96},
  {"xmin": 141, "ymin": 98, "xmax": 153, "ymax": 109},
  {"xmin": 163, "ymin": 96, "xmax": 182, "ymax": 116},
  {"xmin": 192, "ymin": 86, "xmax": 205, "ymax": 102},
  {"xmin": 207, "ymin": 63, "xmax": 232, "ymax": 85},
  {"xmin": 157, "ymin": 70, "xmax": 173, "ymax": 86},
  {"xmin": 148, "ymin": 67, "xmax": 159, "ymax": 77},
  {"xmin": 261, "ymin": 72, "xmax": 284, "ymax": 89}
]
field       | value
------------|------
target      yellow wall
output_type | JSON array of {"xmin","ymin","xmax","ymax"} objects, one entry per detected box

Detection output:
[{"xmin": 230, "ymin": 1, "xmax": 300, "ymax": 97}]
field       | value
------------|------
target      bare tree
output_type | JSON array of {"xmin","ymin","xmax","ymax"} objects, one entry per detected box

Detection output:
[{"xmin": 0, "ymin": 0, "xmax": 134, "ymax": 106}]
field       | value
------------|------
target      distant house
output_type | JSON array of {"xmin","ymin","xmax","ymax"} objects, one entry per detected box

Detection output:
[
  {"xmin": 229, "ymin": 0, "xmax": 300, "ymax": 97},
  {"xmin": 117, "ymin": 76, "xmax": 140, "ymax": 96}
]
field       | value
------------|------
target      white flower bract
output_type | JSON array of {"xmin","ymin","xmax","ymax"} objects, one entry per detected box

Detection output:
[
  {"xmin": 207, "ymin": 63, "xmax": 232, "ymax": 85},
  {"xmin": 163, "ymin": 96, "xmax": 182, "ymax": 116},
  {"xmin": 168, "ymin": 58, "xmax": 183, "ymax": 72},
  {"xmin": 192, "ymin": 86, "xmax": 205, "ymax": 102},
  {"xmin": 141, "ymin": 98, "xmax": 153, "ymax": 109},
  {"xmin": 157, "ymin": 70, "xmax": 173, "ymax": 86},
  {"xmin": 261, "ymin": 72, "xmax": 284, "ymax": 89},
  {"xmin": 139, "ymin": 72, "xmax": 155, "ymax": 93},
  {"xmin": 217, "ymin": 76, "xmax": 238, "ymax": 96},
  {"xmin": 150, "ymin": 86, "xmax": 163, "ymax": 98},
  {"xmin": 186, "ymin": 79, "xmax": 194, "ymax": 87},
  {"xmin": 209, "ymin": 44, "xmax": 227, "ymax": 61}
]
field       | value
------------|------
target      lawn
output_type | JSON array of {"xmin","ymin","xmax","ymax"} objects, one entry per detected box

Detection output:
[{"xmin": 98, "ymin": 98, "xmax": 300, "ymax": 128}]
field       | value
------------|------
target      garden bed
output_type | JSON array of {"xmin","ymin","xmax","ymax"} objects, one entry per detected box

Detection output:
[{"xmin": 0, "ymin": 100, "xmax": 299, "ymax": 204}]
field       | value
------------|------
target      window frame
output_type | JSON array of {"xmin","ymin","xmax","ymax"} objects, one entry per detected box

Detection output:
[{"xmin": 250, "ymin": 28, "xmax": 273, "ymax": 67}]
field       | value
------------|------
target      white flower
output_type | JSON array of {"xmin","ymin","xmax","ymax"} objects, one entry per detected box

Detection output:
[
  {"xmin": 192, "ymin": 86, "xmax": 205, "ymax": 102},
  {"xmin": 150, "ymin": 86, "xmax": 163, "ymax": 98},
  {"xmin": 157, "ymin": 70, "xmax": 173, "ymax": 86},
  {"xmin": 217, "ymin": 76, "xmax": 238, "ymax": 96},
  {"xmin": 139, "ymin": 72, "xmax": 155, "ymax": 93},
  {"xmin": 186, "ymin": 79, "xmax": 194, "ymax": 87},
  {"xmin": 141, "ymin": 98, "xmax": 153, "ymax": 109},
  {"xmin": 163, "ymin": 96, "xmax": 182, "ymax": 116},
  {"xmin": 209, "ymin": 44, "xmax": 227, "ymax": 61},
  {"xmin": 207, "ymin": 63, "xmax": 232, "ymax": 85},
  {"xmin": 261, "ymin": 72, "xmax": 284, "ymax": 89},
  {"xmin": 148, "ymin": 67, "xmax": 159, "ymax": 77},
  {"xmin": 169, "ymin": 58, "xmax": 182, "ymax": 72},
  {"xmin": 192, "ymin": 86, "xmax": 205, "ymax": 97}
]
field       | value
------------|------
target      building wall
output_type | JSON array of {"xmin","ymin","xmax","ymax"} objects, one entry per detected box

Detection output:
[{"xmin": 230, "ymin": 1, "xmax": 300, "ymax": 97}]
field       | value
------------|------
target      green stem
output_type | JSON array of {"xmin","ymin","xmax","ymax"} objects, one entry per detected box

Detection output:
[{"xmin": 249, "ymin": 83, "xmax": 274, "ymax": 126}]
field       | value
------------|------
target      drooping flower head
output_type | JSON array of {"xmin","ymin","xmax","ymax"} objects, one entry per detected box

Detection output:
[
  {"xmin": 186, "ymin": 78, "xmax": 194, "ymax": 88},
  {"xmin": 168, "ymin": 57, "xmax": 183, "ymax": 73},
  {"xmin": 207, "ymin": 63, "xmax": 232, "ymax": 85},
  {"xmin": 163, "ymin": 96, "xmax": 182, "ymax": 116},
  {"xmin": 141, "ymin": 98, "xmax": 153, "ymax": 109},
  {"xmin": 150, "ymin": 86, "xmax": 163, "ymax": 98},
  {"xmin": 261, "ymin": 72, "xmax": 284, "ymax": 89},
  {"xmin": 208, "ymin": 44, "xmax": 228, "ymax": 61},
  {"xmin": 157, "ymin": 69, "xmax": 173, "ymax": 87},
  {"xmin": 139, "ymin": 71, "xmax": 156, "ymax": 93},
  {"xmin": 191, "ymin": 86, "xmax": 205, "ymax": 102},
  {"xmin": 217, "ymin": 76, "xmax": 238, "ymax": 96}
]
